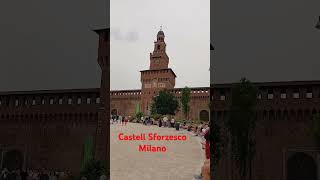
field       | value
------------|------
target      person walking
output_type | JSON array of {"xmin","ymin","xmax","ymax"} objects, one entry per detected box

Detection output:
[
  {"xmin": 119, "ymin": 115, "xmax": 122, "ymax": 125},
  {"xmin": 170, "ymin": 118, "xmax": 175, "ymax": 128},
  {"xmin": 16, "ymin": 170, "xmax": 22, "ymax": 180},
  {"xmin": 0, "ymin": 168, "xmax": 9, "ymax": 180},
  {"xmin": 122, "ymin": 116, "xmax": 125, "ymax": 126},
  {"xmin": 7, "ymin": 170, "xmax": 15, "ymax": 180},
  {"xmin": 124, "ymin": 116, "xmax": 128, "ymax": 126},
  {"xmin": 20, "ymin": 169, "xmax": 27, "ymax": 180},
  {"xmin": 99, "ymin": 174, "xmax": 107, "ymax": 180},
  {"xmin": 48, "ymin": 172, "xmax": 56, "ymax": 180},
  {"xmin": 163, "ymin": 116, "xmax": 168, "ymax": 127}
]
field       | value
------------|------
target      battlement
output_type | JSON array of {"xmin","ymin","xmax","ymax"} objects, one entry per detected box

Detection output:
[
  {"xmin": 0, "ymin": 88, "xmax": 101, "ymax": 110},
  {"xmin": 211, "ymin": 80, "xmax": 320, "ymax": 114}
]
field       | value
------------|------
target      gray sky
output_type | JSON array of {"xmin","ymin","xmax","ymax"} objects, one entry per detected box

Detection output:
[
  {"xmin": 0, "ymin": 0, "xmax": 107, "ymax": 91},
  {"xmin": 110, "ymin": 0, "xmax": 210, "ymax": 90},
  {"xmin": 211, "ymin": 0, "xmax": 320, "ymax": 84}
]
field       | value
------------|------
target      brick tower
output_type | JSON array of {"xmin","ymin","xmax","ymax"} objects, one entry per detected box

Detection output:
[
  {"xmin": 140, "ymin": 28, "xmax": 176, "ymax": 115},
  {"xmin": 93, "ymin": 28, "xmax": 109, "ymax": 175}
]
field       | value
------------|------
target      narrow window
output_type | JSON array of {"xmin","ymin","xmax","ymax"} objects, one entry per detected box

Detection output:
[
  {"xmin": 293, "ymin": 89, "xmax": 300, "ymax": 99},
  {"xmin": 96, "ymin": 97, "xmax": 100, "ymax": 104},
  {"xmin": 306, "ymin": 88, "xmax": 313, "ymax": 98},
  {"xmin": 257, "ymin": 94, "xmax": 262, "ymax": 99},
  {"xmin": 68, "ymin": 98, "xmax": 72, "ymax": 104},
  {"xmin": 77, "ymin": 97, "xmax": 81, "ymax": 104},
  {"xmin": 58, "ymin": 98, "xmax": 63, "ymax": 104},
  {"xmin": 267, "ymin": 89, "xmax": 274, "ymax": 100},
  {"xmin": 220, "ymin": 90, "xmax": 225, "ymax": 101},
  {"xmin": 49, "ymin": 98, "xmax": 54, "ymax": 105},
  {"xmin": 280, "ymin": 89, "xmax": 287, "ymax": 99},
  {"xmin": 87, "ymin": 98, "xmax": 91, "ymax": 104}
]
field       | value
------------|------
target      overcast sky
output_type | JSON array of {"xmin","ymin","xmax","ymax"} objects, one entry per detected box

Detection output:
[
  {"xmin": 2, "ymin": 0, "xmax": 317, "ymax": 91},
  {"xmin": 211, "ymin": 0, "xmax": 320, "ymax": 84},
  {"xmin": 0, "ymin": 1, "xmax": 107, "ymax": 91},
  {"xmin": 110, "ymin": 0, "xmax": 210, "ymax": 90}
]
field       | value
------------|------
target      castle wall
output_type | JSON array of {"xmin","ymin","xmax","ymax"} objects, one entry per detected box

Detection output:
[
  {"xmin": 212, "ymin": 81, "xmax": 320, "ymax": 180},
  {"xmin": 110, "ymin": 87, "xmax": 210, "ymax": 121},
  {"xmin": 110, "ymin": 90, "xmax": 141, "ymax": 117},
  {"xmin": 0, "ymin": 89, "xmax": 101, "ymax": 173},
  {"xmin": 0, "ymin": 28, "xmax": 109, "ymax": 174}
]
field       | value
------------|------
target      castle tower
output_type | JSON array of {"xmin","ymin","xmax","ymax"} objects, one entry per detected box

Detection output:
[
  {"xmin": 93, "ymin": 28, "xmax": 109, "ymax": 176},
  {"xmin": 149, "ymin": 29, "xmax": 169, "ymax": 70},
  {"xmin": 140, "ymin": 28, "xmax": 176, "ymax": 115}
]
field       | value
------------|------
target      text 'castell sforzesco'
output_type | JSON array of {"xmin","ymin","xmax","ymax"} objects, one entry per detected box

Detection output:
[{"xmin": 118, "ymin": 133, "xmax": 188, "ymax": 152}]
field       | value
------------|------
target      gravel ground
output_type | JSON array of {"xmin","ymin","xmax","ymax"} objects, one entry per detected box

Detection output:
[{"xmin": 110, "ymin": 123, "xmax": 205, "ymax": 180}]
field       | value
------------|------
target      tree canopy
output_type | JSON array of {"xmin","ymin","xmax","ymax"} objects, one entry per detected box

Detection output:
[
  {"xmin": 226, "ymin": 78, "xmax": 257, "ymax": 180},
  {"xmin": 312, "ymin": 113, "xmax": 320, "ymax": 146},
  {"xmin": 151, "ymin": 90, "xmax": 179, "ymax": 116},
  {"xmin": 181, "ymin": 86, "xmax": 191, "ymax": 119}
]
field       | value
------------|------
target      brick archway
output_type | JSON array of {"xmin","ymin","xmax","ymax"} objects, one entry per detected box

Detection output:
[
  {"xmin": 287, "ymin": 152, "xmax": 317, "ymax": 180},
  {"xmin": 199, "ymin": 110, "xmax": 209, "ymax": 121}
]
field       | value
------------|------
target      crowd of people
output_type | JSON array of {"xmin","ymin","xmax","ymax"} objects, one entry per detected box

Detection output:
[
  {"xmin": 110, "ymin": 114, "xmax": 211, "ymax": 179},
  {"xmin": 0, "ymin": 169, "xmax": 72, "ymax": 180},
  {"xmin": 0, "ymin": 168, "xmax": 107, "ymax": 180},
  {"xmin": 110, "ymin": 115, "xmax": 129, "ymax": 126},
  {"xmin": 157, "ymin": 116, "xmax": 176, "ymax": 128}
]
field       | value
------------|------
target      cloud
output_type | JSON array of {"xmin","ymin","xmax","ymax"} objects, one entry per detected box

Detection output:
[
  {"xmin": 111, "ymin": 28, "xmax": 123, "ymax": 40},
  {"xmin": 111, "ymin": 28, "xmax": 139, "ymax": 42},
  {"xmin": 125, "ymin": 31, "xmax": 139, "ymax": 42}
]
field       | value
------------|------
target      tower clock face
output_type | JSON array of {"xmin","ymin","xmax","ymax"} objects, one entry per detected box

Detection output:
[{"xmin": 155, "ymin": 59, "xmax": 160, "ymax": 64}]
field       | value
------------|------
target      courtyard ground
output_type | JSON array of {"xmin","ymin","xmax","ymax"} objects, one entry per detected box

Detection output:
[{"xmin": 110, "ymin": 122, "xmax": 205, "ymax": 180}]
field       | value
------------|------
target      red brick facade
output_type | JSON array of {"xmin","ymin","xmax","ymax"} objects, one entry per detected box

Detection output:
[
  {"xmin": 110, "ymin": 30, "xmax": 210, "ymax": 121},
  {"xmin": 0, "ymin": 28, "xmax": 109, "ymax": 174},
  {"xmin": 211, "ymin": 81, "xmax": 320, "ymax": 180}
]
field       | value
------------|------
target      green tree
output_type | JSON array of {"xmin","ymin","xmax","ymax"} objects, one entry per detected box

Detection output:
[
  {"xmin": 80, "ymin": 159, "xmax": 106, "ymax": 180},
  {"xmin": 151, "ymin": 90, "xmax": 179, "ymax": 116},
  {"xmin": 82, "ymin": 136, "xmax": 93, "ymax": 169},
  {"xmin": 312, "ymin": 113, "xmax": 320, "ymax": 146},
  {"xmin": 181, "ymin": 86, "xmax": 191, "ymax": 120},
  {"xmin": 226, "ymin": 78, "xmax": 257, "ymax": 180},
  {"xmin": 135, "ymin": 112, "xmax": 144, "ymax": 120}
]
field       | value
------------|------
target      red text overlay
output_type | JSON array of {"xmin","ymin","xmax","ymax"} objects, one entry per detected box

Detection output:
[{"xmin": 118, "ymin": 133, "xmax": 188, "ymax": 152}]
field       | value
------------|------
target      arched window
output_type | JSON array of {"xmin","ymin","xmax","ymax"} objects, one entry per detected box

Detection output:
[{"xmin": 287, "ymin": 152, "xmax": 317, "ymax": 180}]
